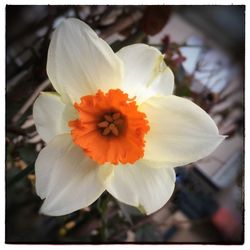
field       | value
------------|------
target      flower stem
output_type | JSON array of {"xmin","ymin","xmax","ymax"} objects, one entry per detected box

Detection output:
[
  {"xmin": 7, "ymin": 163, "xmax": 34, "ymax": 188},
  {"xmin": 97, "ymin": 195, "xmax": 109, "ymax": 241}
]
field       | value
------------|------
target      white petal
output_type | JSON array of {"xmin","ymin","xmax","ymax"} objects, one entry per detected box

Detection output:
[
  {"xmin": 97, "ymin": 164, "xmax": 114, "ymax": 186},
  {"xmin": 33, "ymin": 92, "xmax": 77, "ymax": 143},
  {"xmin": 47, "ymin": 18, "xmax": 123, "ymax": 103},
  {"xmin": 117, "ymin": 44, "xmax": 174, "ymax": 104},
  {"xmin": 106, "ymin": 161, "xmax": 176, "ymax": 215},
  {"xmin": 33, "ymin": 92, "xmax": 65, "ymax": 143},
  {"xmin": 140, "ymin": 95, "xmax": 225, "ymax": 166},
  {"xmin": 35, "ymin": 134, "xmax": 112, "ymax": 216},
  {"xmin": 60, "ymin": 102, "xmax": 79, "ymax": 132}
]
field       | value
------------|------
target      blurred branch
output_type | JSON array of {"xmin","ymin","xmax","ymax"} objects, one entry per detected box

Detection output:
[
  {"xmin": 111, "ymin": 30, "xmax": 146, "ymax": 52},
  {"xmin": 11, "ymin": 79, "xmax": 50, "ymax": 124},
  {"xmin": 217, "ymin": 86, "xmax": 243, "ymax": 105},
  {"xmin": 100, "ymin": 10, "xmax": 143, "ymax": 39},
  {"xmin": 7, "ymin": 126, "xmax": 27, "ymax": 136},
  {"xmin": 7, "ymin": 6, "xmax": 69, "ymax": 45}
]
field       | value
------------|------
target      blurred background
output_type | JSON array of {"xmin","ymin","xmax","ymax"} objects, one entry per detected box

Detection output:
[{"xmin": 6, "ymin": 5, "xmax": 244, "ymax": 244}]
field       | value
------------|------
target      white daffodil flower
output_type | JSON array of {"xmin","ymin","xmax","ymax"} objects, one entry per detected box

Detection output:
[{"xmin": 33, "ymin": 18, "xmax": 225, "ymax": 216}]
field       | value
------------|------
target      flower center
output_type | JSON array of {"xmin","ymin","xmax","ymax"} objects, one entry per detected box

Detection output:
[
  {"xmin": 69, "ymin": 89, "xmax": 150, "ymax": 165},
  {"xmin": 97, "ymin": 112, "xmax": 125, "ymax": 136}
]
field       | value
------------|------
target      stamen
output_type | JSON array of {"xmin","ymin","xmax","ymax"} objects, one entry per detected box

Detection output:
[
  {"xmin": 98, "ymin": 121, "xmax": 109, "ymax": 128},
  {"xmin": 104, "ymin": 114, "xmax": 113, "ymax": 123},
  {"xmin": 109, "ymin": 123, "xmax": 119, "ymax": 136},
  {"xmin": 112, "ymin": 112, "xmax": 120, "ymax": 120},
  {"xmin": 99, "ymin": 112, "xmax": 124, "ymax": 136},
  {"xmin": 114, "ymin": 119, "xmax": 124, "ymax": 126},
  {"xmin": 103, "ymin": 126, "xmax": 111, "ymax": 136}
]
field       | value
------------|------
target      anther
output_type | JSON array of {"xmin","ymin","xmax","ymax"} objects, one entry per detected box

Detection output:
[
  {"xmin": 109, "ymin": 123, "xmax": 119, "ymax": 136},
  {"xmin": 99, "ymin": 112, "xmax": 124, "ymax": 136},
  {"xmin": 104, "ymin": 115, "xmax": 113, "ymax": 123},
  {"xmin": 114, "ymin": 118, "xmax": 124, "ymax": 126},
  {"xmin": 98, "ymin": 121, "xmax": 109, "ymax": 128},
  {"xmin": 112, "ymin": 112, "xmax": 120, "ymax": 120},
  {"xmin": 103, "ymin": 126, "xmax": 111, "ymax": 136}
]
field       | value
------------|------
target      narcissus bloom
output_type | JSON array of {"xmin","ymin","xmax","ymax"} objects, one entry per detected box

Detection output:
[{"xmin": 33, "ymin": 18, "xmax": 224, "ymax": 216}]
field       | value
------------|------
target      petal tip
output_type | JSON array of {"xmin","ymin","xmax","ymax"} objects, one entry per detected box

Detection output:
[
  {"xmin": 217, "ymin": 134, "xmax": 227, "ymax": 145},
  {"xmin": 39, "ymin": 200, "xmax": 64, "ymax": 217}
]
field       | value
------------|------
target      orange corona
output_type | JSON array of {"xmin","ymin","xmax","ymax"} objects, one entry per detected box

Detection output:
[{"xmin": 69, "ymin": 89, "xmax": 150, "ymax": 165}]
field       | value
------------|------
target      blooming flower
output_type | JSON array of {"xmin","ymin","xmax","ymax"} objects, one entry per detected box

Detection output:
[{"xmin": 33, "ymin": 18, "xmax": 224, "ymax": 216}]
